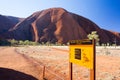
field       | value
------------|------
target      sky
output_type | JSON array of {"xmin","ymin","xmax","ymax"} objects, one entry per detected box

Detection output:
[{"xmin": 0, "ymin": 0, "xmax": 120, "ymax": 32}]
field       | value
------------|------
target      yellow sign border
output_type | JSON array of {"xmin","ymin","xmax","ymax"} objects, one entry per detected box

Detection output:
[{"xmin": 69, "ymin": 40, "xmax": 95, "ymax": 69}]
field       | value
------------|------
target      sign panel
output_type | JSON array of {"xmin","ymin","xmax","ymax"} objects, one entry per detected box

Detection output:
[{"xmin": 69, "ymin": 40, "xmax": 94, "ymax": 69}]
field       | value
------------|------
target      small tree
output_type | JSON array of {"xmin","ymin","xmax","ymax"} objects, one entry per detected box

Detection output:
[{"xmin": 87, "ymin": 31, "xmax": 100, "ymax": 45}]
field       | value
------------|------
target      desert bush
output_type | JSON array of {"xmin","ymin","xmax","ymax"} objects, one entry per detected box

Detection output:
[
  {"xmin": 8, "ymin": 39, "xmax": 40, "ymax": 46},
  {"xmin": 45, "ymin": 41, "xmax": 50, "ymax": 46},
  {"xmin": 9, "ymin": 39, "xmax": 19, "ymax": 46},
  {"xmin": 87, "ymin": 31, "xmax": 100, "ymax": 45},
  {"xmin": 24, "ymin": 40, "xmax": 29, "ymax": 45},
  {"xmin": 112, "ymin": 44, "xmax": 117, "ymax": 46},
  {"xmin": 41, "ymin": 42, "xmax": 45, "ymax": 45},
  {"xmin": 107, "ymin": 43, "xmax": 110, "ymax": 46},
  {"xmin": 101, "ymin": 43, "xmax": 107, "ymax": 48}
]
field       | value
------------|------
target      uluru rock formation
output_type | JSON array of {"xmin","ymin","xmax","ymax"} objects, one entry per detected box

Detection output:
[
  {"xmin": 1, "ymin": 8, "xmax": 120, "ymax": 44},
  {"xmin": 0, "ymin": 15, "xmax": 15, "ymax": 34},
  {"xmin": 6, "ymin": 16, "xmax": 24, "ymax": 25},
  {"xmin": 0, "ymin": 15, "xmax": 24, "ymax": 39}
]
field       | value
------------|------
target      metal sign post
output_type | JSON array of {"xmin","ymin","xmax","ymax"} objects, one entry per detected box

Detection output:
[{"xmin": 69, "ymin": 39, "xmax": 96, "ymax": 80}]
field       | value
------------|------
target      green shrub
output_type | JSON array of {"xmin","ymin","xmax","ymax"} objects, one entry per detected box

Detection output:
[{"xmin": 87, "ymin": 31, "xmax": 100, "ymax": 45}]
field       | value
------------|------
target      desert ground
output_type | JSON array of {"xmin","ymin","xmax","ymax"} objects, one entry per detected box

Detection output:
[{"xmin": 0, "ymin": 46, "xmax": 120, "ymax": 80}]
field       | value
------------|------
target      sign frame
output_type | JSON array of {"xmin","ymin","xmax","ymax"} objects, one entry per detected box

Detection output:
[{"xmin": 69, "ymin": 39, "xmax": 96, "ymax": 80}]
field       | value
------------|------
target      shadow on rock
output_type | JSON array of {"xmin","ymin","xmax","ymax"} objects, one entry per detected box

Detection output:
[{"xmin": 0, "ymin": 67, "xmax": 38, "ymax": 80}]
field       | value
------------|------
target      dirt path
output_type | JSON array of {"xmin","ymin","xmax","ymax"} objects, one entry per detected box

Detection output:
[{"xmin": 0, "ymin": 47, "xmax": 42, "ymax": 80}]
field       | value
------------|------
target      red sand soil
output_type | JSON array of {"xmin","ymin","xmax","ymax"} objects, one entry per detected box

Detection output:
[
  {"xmin": 0, "ymin": 47, "xmax": 43, "ymax": 80},
  {"xmin": 0, "ymin": 46, "xmax": 120, "ymax": 80}
]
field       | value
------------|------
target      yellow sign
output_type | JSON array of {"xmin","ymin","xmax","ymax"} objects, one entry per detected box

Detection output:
[{"xmin": 69, "ymin": 40, "xmax": 94, "ymax": 69}]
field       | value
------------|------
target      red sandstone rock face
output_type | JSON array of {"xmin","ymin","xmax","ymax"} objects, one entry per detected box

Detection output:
[
  {"xmin": 103, "ymin": 30, "xmax": 120, "ymax": 45},
  {"xmin": 0, "ymin": 15, "xmax": 15, "ymax": 34},
  {"xmin": 3, "ymin": 8, "xmax": 120, "ymax": 44},
  {"xmin": 0, "ymin": 15, "xmax": 24, "ymax": 39}
]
